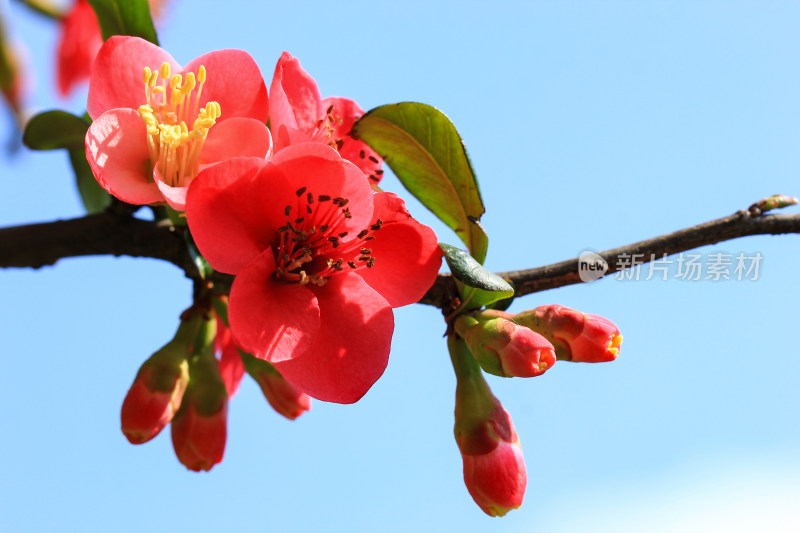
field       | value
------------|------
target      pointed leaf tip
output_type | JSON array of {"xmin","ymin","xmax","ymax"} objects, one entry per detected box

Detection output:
[{"xmin": 352, "ymin": 102, "xmax": 488, "ymax": 263}]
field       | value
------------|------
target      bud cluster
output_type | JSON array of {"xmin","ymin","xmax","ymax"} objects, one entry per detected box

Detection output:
[
  {"xmin": 448, "ymin": 304, "xmax": 621, "ymax": 516},
  {"xmin": 120, "ymin": 298, "xmax": 311, "ymax": 472}
]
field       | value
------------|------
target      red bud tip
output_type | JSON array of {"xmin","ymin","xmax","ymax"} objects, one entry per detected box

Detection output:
[
  {"xmin": 515, "ymin": 305, "xmax": 622, "ymax": 363},
  {"xmin": 456, "ymin": 310, "xmax": 556, "ymax": 377}
]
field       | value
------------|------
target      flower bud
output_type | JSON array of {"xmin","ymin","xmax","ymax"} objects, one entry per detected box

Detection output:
[
  {"xmin": 514, "ymin": 305, "xmax": 622, "ymax": 362},
  {"xmin": 455, "ymin": 310, "xmax": 556, "ymax": 377},
  {"xmin": 120, "ymin": 315, "xmax": 200, "ymax": 444},
  {"xmin": 241, "ymin": 353, "xmax": 311, "ymax": 420},
  {"xmin": 449, "ymin": 335, "xmax": 527, "ymax": 517},
  {"xmin": 171, "ymin": 318, "xmax": 228, "ymax": 472}
]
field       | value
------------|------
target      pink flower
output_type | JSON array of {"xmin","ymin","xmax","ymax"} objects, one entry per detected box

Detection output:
[
  {"xmin": 269, "ymin": 52, "xmax": 384, "ymax": 185},
  {"xmin": 85, "ymin": 36, "xmax": 271, "ymax": 210},
  {"xmin": 56, "ymin": 0, "xmax": 170, "ymax": 97},
  {"xmin": 455, "ymin": 309, "xmax": 556, "ymax": 378},
  {"xmin": 514, "ymin": 305, "xmax": 622, "ymax": 363},
  {"xmin": 185, "ymin": 143, "xmax": 442, "ymax": 403},
  {"xmin": 56, "ymin": 0, "xmax": 103, "ymax": 97}
]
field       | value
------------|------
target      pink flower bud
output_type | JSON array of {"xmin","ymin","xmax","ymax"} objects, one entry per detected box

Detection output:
[
  {"xmin": 242, "ymin": 353, "xmax": 311, "ymax": 420},
  {"xmin": 449, "ymin": 334, "xmax": 527, "ymax": 516},
  {"xmin": 514, "ymin": 305, "xmax": 622, "ymax": 362},
  {"xmin": 170, "ymin": 318, "xmax": 229, "ymax": 472},
  {"xmin": 461, "ymin": 411, "xmax": 527, "ymax": 517},
  {"xmin": 120, "ymin": 317, "xmax": 199, "ymax": 444},
  {"xmin": 120, "ymin": 357, "xmax": 189, "ymax": 444},
  {"xmin": 170, "ymin": 392, "xmax": 227, "ymax": 472},
  {"xmin": 455, "ymin": 310, "xmax": 556, "ymax": 377}
]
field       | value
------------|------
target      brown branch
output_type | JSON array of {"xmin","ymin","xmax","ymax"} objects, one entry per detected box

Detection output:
[
  {"xmin": 1, "ymin": 209, "xmax": 799, "ymax": 309},
  {"xmin": 419, "ymin": 209, "xmax": 800, "ymax": 306}
]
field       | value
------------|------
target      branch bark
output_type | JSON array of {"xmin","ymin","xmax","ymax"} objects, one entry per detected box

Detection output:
[{"xmin": 1, "ymin": 209, "xmax": 798, "ymax": 309}]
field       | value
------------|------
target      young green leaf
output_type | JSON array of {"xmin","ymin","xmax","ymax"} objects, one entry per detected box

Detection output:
[
  {"xmin": 23, "ymin": 110, "xmax": 89, "ymax": 151},
  {"xmin": 440, "ymin": 243, "xmax": 513, "ymax": 309},
  {"xmin": 68, "ymin": 148, "xmax": 111, "ymax": 214},
  {"xmin": 352, "ymin": 103, "xmax": 488, "ymax": 264},
  {"xmin": 86, "ymin": 0, "xmax": 159, "ymax": 44}
]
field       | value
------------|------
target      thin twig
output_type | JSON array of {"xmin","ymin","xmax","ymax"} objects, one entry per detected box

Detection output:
[{"xmin": 1, "ymin": 209, "xmax": 798, "ymax": 309}]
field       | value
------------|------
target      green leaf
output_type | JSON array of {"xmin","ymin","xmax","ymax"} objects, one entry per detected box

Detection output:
[
  {"xmin": 68, "ymin": 148, "xmax": 111, "ymax": 213},
  {"xmin": 23, "ymin": 110, "xmax": 89, "ymax": 151},
  {"xmin": 352, "ymin": 102, "xmax": 488, "ymax": 264},
  {"xmin": 440, "ymin": 243, "xmax": 513, "ymax": 309},
  {"xmin": 86, "ymin": 0, "xmax": 159, "ymax": 44}
]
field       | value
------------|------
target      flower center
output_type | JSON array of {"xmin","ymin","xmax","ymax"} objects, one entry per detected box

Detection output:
[
  {"xmin": 274, "ymin": 186, "xmax": 382, "ymax": 287},
  {"xmin": 308, "ymin": 104, "xmax": 344, "ymax": 151},
  {"xmin": 137, "ymin": 63, "xmax": 221, "ymax": 188}
]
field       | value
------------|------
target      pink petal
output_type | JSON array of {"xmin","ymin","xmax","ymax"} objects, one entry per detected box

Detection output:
[
  {"xmin": 185, "ymin": 157, "xmax": 277, "ymax": 274},
  {"xmin": 273, "ymin": 273, "xmax": 394, "ymax": 404},
  {"xmin": 183, "ymin": 49, "xmax": 269, "ymax": 122},
  {"xmin": 154, "ymin": 170, "xmax": 188, "ymax": 211},
  {"xmin": 269, "ymin": 52, "xmax": 323, "ymax": 134},
  {"xmin": 357, "ymin": 193, "xmax": 442, "ymax": 307},
  {"xmin": 321, "ymin": 97, "xmax": 384, "ymax": 180},
  {"xmin": 216, "ymin": 327, "xmax": 245, "ymax": 398},
  {"xmin": 88, "ymin": 36, "xmax": 179, "ymax": 120},
  {"xmin": 85, "ymin": 108, "xmax": 162, "ymax": 205},
  {"xmin": 56, "ymin": 0, "xmax": 103, "ymax": 97},
  {"xmin": 272, "ymin": 123, "xmax": 314, "ymax": 153},
  {"xmin": 228, "ymin": 250, "xmax": 321, "ymax": 363},
  {"xmin": 270, "ymin": 143, "xmax": 374, "ymax": 235},
  {"xmin": 201, "ymin": 117, "xmax": 272, "ymax": 163}
]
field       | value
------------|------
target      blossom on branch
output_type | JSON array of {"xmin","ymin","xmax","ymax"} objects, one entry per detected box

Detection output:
[
  {"xmin": 85, "ymin": 36, "xmax": 271, "ymax": 210},
  {"xmin": 185, "ymin": 144, "xmax": 442, "ymax": 403},
  {"xmin": 269, "ymin": 52, "xmax": 384, "ymax": 185}
]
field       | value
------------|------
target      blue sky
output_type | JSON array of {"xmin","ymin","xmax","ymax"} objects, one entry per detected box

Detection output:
[{"xmin": 1, "ymin": 1, "xmax": 799, "ymax": 532}]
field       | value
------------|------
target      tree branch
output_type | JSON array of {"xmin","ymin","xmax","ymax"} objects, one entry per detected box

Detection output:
[{"xmin": 1, "ymin": 208, "xmax": 798, "ymax": 309}]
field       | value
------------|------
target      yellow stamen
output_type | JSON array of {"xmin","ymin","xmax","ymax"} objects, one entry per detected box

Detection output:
[{"xmin": 137, "ymin": 64, "xmax": 220, "ymax": 189}]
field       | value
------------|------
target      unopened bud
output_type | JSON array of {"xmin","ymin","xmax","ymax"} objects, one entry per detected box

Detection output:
[
  {"xmin": 455, "ymin": 310, "xmax": 556, "ymax": 377},
  {"xmin": 449, "ymin": 335, "xmax": 527, "ymax": 517},
  {"xmin": 120, "ymin": 315, "xmax": 200, "ymax": 444},
  {"xmin": 242, "ymin": 353, "xmax": 311, "ymax": 420},
  {"xmin": 171, "ymin": 318, "xmax": 228, "ymax": 472},
  {"xmin": 514, "ymin": 305, "xmax": 622, "ymax": 363}
]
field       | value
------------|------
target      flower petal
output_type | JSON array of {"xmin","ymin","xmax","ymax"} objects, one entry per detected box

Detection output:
[
  {"xmin": 228, "ymin": 249, "xmax": 321, "ymax": 363},
  {"xmin": 56, "ymin": 0, "xmax": 103, "ymax": 97},
  {"xmin": 321, "ymin": 96, "xmax": 384, "ymax": 181},
  {"xmin": 273, "ymin": 273, "xmax": 394, "ymax": 404},
  {"xmin": 183, "ymin": 49, "xmax": 269, "ymax": 122},
  {"xmin": 88, "ymin": 36, "xmax": 179, "ymax": 120},
  {"xmin": 154, "ymin": 170, "xmax": 188, "ymax": 211},
  {"xmin": 357, "ymin": 192, "xmax": 442, "ymax": 307},
  {"xmin": 85, "ymin": 108, "xmax": 162, "ymax": 205},
  {"xmin": 270, "ymin": 143, "xmax": 374, "ymax": 235},
  {"xmin": 200, "ymin": 117, "xmax": 272, "ymax": 163},
  {"xmin": 269, "ymin": 52, "xmax": 323, "ymax": 134},
  {"xmin": 185, "ymin": 157, "xmax": 277, "ymax": 274}
]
